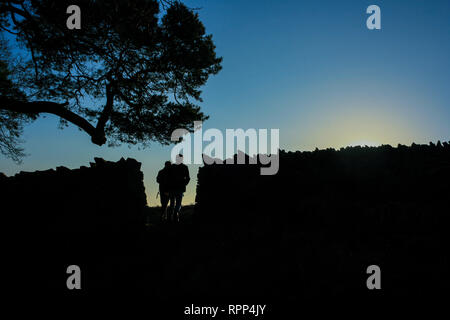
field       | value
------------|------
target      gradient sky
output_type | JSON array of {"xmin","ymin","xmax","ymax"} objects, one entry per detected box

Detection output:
[{"xmin": 1, "ymin": 0, "xmax": 449, "ymax": 205}]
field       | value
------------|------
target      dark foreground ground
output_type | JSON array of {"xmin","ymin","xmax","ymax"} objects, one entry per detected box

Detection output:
[
  {"xmin": 3, "ymin": 145, "xmax": 449, "ymax": 312},
  {"xmin": 30, "ymin": 204, "xmax": 444, "ymax": 297},
  {"xmin": 5, "ymin": 197, "xmax": 448, "ymax": 315}
]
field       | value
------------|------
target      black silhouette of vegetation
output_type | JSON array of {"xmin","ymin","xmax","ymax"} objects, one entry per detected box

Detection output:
[
  {"xmin": 0, "ymin": 38, "xmax": 34, "ymax": 162},
  {"xmin": 0, "ymin": 0, "xmax": 222, "ymax": 162}
]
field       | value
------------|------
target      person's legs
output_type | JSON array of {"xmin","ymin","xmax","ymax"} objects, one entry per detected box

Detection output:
[
  {"xmin": 173, "ymin": 193, "xmax": 183, "ymax": 222},
  {"xmin": 168, "ymin": 193, "xmax": 176, "ymax": 222},
  {"xmin": 160, "ymin": 192, "xmax": 169, "ymax": 221}
]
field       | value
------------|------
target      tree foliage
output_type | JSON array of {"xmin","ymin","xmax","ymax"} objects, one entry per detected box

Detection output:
[
  {"xmin": 0, "ymin": 0, "xmax": 222, "ymax": 161},
  {"xmin": 0, "ymin": 38, "xmax": 35, "ymax": 162}
]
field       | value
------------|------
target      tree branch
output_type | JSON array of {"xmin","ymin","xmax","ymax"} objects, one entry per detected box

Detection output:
[
  {"xmin": 2, "ymin": 4, "xmax": 32, "ymax": 20},
  {"xmin": 95, "ymin": 82, "xmax": 114, "ymax": 137},
  {"xmin": 0, "ymin": 99, "xmax": 106, "ymax": 145}
]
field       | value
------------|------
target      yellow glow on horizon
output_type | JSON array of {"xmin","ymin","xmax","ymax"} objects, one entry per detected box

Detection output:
[
  {"xmin": 347, "ymin": 140, "xmax": 380, "ymax": 147},
  {"xmin": 308, "ymin": 116, "xmax": 413, "ymax": 150},
  {"xmin": 301, "ymin": 97, "xmax": 423, "ymax": 151}
]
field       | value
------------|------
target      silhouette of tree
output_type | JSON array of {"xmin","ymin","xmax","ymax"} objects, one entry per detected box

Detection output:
[
  {"xmin": 0, "ymin": 0, "xmax": 222, "ymax": 161},
  {"xmin": 0, "ymin": 38, "xmax": 35, "ymax": 163}
]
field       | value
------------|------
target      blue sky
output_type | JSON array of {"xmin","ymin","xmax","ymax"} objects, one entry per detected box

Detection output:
[{"xmin": 1, "ymin": 0, "xmax": 449, "ymax": 204}]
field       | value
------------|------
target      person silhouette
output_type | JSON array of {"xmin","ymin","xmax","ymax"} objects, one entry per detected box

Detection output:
[
  {"xmin": 156, "ymin": 161, "xmax": 171, "ymax": 221},
  {"xmin": 168, "ymin": 154, "xmax": 190, "ymax": 222}
]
